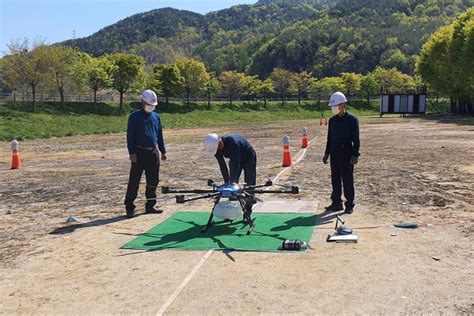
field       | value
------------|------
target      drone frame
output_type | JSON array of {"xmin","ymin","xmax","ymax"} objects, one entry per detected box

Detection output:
[{"xmin": 161, "ymin": 179, "xmax": 299, "ymax": 235}]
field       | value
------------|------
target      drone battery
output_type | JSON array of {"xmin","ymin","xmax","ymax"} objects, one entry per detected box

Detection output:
[{"xmin": 281, "ymin": 239, "xmax": 307, "ymax": 251}]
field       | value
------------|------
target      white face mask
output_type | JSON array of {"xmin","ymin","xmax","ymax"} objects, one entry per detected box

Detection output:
[
  {"xmin": 144, "ymin": 105, "xmax": 155, "ymax": 113},
  {"xmin": 331, "ymin": 106, "xmax": 340, "ymax": 115}
]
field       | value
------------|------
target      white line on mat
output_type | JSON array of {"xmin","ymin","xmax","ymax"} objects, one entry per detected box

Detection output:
[
  {"xmin": 156, "ymin": 137, "xmax": 316, "ymax": 314},
  {"xmin": 156, "ymin": 249, "xmax": 214, "ymax": 316}
]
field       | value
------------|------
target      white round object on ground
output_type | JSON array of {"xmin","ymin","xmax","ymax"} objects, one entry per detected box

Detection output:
[
  {"xmin": 66, "ymin": 215, "xmax": 78, "ymax": 223},
  {"xmin": 213, "ymin": 200, "xmax": 241, "ymax": 220}
]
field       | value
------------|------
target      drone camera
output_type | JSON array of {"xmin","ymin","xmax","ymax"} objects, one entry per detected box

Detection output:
[
  {"xmin": 176, "ymin": 195, "xmax": 185, "ymax": 204},
  {"xmin": 265, "ymin": 180, "xmax": 273, "ymax": 187},
  {"xmin": 207, "ymin": 179, "xmax": 214, "ymax": 187},
  {"xmin": 162, "ymin": 186, "xmax": 170, "ymax": 194},
  {"xmin": 291, "ymin": 186, "xmax": 299, "ymax": 194}
]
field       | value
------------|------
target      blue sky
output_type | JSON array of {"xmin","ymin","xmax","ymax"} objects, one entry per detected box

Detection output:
[{"xmin": 0, "ymin": 0, "xmax": 257, "ymax": 55}]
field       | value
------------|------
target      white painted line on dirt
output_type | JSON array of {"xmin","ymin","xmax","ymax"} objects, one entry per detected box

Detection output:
[
  {"xmin": 156, "ymin": 137, "xmax": 316, "ymax": 314},
  {"xmin": 156, "ymin": 249, "xmax": 214, "ymax": 316},
  {"xmin": 273, "ymin": 138, "xmax": 315, "ymax": 183}
]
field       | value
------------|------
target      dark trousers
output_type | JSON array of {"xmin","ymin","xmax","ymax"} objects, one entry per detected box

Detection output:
[
  {"xmin": 124, "ymin": 148, "xmax": 160, "ymax": 211},
  {"xmin": 241, "ymin": 156, "xmax": 257, "ymax": 215},
  {"xmin": 236, "ymin": 155, "xmax": 257, "ymax": 186},
  {"xmin": 330, "ymin": 145, "xmax": 354, "ymax": 208}
]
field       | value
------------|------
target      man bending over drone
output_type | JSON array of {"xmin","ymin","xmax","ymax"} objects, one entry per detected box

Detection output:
[{"xmin": 203, "ymin": 133, "xmax": 257, "ymax": 220}]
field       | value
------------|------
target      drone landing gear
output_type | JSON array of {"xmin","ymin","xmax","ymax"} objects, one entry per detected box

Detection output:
[
  {"xmin": 201, "ymin": 196, "xmax": 220, "ymax": 233},
  {"xmin": 240, "ymin": 197, "xmax": 256, "ymax": 235},
  {"xmin": 200, "ymin": 196, "xmax": 256, "ymax": 235},
  {"xmin": 242, "ymin": 212, "xmax": 256, "ymax": 235}
]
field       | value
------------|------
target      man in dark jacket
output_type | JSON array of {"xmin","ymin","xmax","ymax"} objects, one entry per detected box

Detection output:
[
  {"xmin": 323, "ymin": 92, "xmax": 360, "ymax": 214},
  {"xmin": 124, "ymin": 89, "xmax": 167, "ymax": 218},
  {"xmin": 203, "ymin": 133, "xmax": 257, "ymax": 186}
]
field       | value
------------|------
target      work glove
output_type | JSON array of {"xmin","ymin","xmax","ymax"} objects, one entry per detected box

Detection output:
[
  {"xmin": 323, "ymin": 154, "xmax": 329, "ymax": 164},
  {"xmin": 350, "ymin": 156, "xmax": 358, "ymax": 165}
]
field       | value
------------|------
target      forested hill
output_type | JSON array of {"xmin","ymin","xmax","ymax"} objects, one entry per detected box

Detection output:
[
  {"xmin": 63, "ymin": 0, "xmax": 339, "ymax": 68},
  {"xmin": 62, "ymin": 8, "xmax": 205, "ymax": 56},
  {"xmin": 63, "ymin": 0, "xmax": 473, "ymax": 77},
  {"xmin": 249, "ymin": 0, "xmax": 474, "ymax": 77}
]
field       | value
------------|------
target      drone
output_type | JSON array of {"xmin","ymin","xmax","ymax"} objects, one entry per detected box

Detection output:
[{"xmin": 162, "ymin": 179, "xmax": 299, "ymax": 235}]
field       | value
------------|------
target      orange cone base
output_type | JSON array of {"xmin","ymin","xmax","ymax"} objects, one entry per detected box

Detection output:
[
  {"xmin": 11, "ymin": 157, "xmax": 21, "ymax": 169},
  {"xmin": 302, "ymin": 136, "xmax": 308, "ymax": 148}
]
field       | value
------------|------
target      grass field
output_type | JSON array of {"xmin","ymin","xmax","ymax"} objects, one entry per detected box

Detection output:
[{"xmin": 0, "ymin": 98, "xmax": 433, "ymax": 141}]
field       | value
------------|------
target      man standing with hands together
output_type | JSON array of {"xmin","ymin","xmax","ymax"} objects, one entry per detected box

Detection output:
[
  {"xmin": 124, "ymin": 89, "xmax": 167, "ymax": 218},
  {"xmin": 323, "ymin": 92, "xmax": 360, "ymax": 214}
]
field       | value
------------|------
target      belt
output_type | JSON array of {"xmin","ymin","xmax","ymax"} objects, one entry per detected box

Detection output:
[
  {"xmin": 333, "ymin": 143, "xmax": 352, "ymax": 147},
  {"xmin": 135, "ymin": 145, "xmax": 155, "ymax": 151}
]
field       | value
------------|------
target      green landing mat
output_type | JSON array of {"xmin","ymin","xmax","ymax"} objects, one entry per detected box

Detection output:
[{"xmin": 121, "ymin": 211, "xmax": 316, "ymax": 252}]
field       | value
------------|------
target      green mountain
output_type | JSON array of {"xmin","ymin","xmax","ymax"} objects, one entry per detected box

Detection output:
[
  {"xmin": 249, "ymin": 0, "xmax": 474, "ymax": 77},
  {"xmin": 62, "ymin": 8, "xmax": 205, "ymax": 56},
  {"xmin": 64, "ymin": 0, "xmax": 473, "ymax": 77}
]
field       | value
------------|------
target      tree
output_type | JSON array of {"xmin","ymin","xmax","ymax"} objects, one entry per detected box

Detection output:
[
  {"xmin": 341, "ymin": 72, "xmax": 362, "ymax": 100},
  {"xmin": 417, "ymin": 8, "xmax": 474, "ymax": 113},
  {"xmin": 48, "ymin": 45, "xmax": 80, "ymax": 106},
  {"xmin": 1, "ymin": 40, "xmax": 52, "ymax": 112},
  {"xmin": 380, "ymin": 49, "xmax": 410, "ymax": 73},
  {"xmin": 373, "ymin": 66, "xmax": 415, "ymax": 94},
  {"xmin": 219, "ymin": 71, "xmax": 245, "ymax": 107},
  {"xmin": 269, "ymin": 68, "xmax": 294, "ymax": 106},
  {"xmin": 310, "ymin": 77, "xmax": 344, "ymax": 117},
  {"xmin": 255, "ymin": 79, "xmax": 275, "ymax": 108},
  {"xmin": 291, "ymin": 71, "xmax": 314, "ymax": 106},
  {"xmin": 242, "ymin": 75, "xmax": 259, "ymax": 106},
  {"xmin": 152, "ymin": 64, "xmax": 183, "ymax": 106},
  {"xmin": 107, "ymin": 53, "xmax": 144, "ymax": 111},
  {"xmin": 360, "ymin": 73, "xmax": 379, "ymax": 105},
  {"xmin": 75, "ymin": 54, "xmax": 113, "ymax": 107},
  {"xmin": 176, "ymin": 58, "xmax": 209, "ymax": 105},
  {"xmin": 204, "ymin": 73, "xmax": 221, "ymax": 110}
]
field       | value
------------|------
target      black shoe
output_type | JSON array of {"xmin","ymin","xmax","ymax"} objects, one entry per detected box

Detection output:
[
  {"xmin": 344, "ymin": 205, "xmax": 354, "ymax": 214},
  {"xmin": 325, "ymin": 203, "xmax": 343, "ymax": 213},
  {"xmin": 126, "ymin": 209, "xmax": 135, "ymax": 218},
  {"xmin": 145, "ymin": 207, "xmax": 163, "ymax": 214}
]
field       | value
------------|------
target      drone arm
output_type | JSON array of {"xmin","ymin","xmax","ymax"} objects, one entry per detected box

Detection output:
[
  {"xmin": 162, "ymin": 187, "xmax": 216, "ymax": 194},
  {"xmin": 176, "ymin": 193, "xmax": 221, "ymax": 204},
  {"xmin": 244, "ymin": 180, "xmax": 273, "ymax": 190},
  {"xmin": 248, "ymin": 186, "xmax": 299, "ymax": 194}
]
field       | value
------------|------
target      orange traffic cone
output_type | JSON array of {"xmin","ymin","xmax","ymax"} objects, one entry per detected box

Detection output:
[
  {"xmin": 301, "ymin": 127, "xmax": 308, "ymax": 148},
  {"xmin": 282, "ymin": 135, "xmax": 292, "ymax": 167},
  {"xmin": 11, "ymin": 139, "xmax": 21, "ymax": 169},
  {"xmin": 319, "ymin": 118, "xmax": 323, "ymax": 126},
  {"xmin": 324, "ymin": 118, "xmax": 328, "ymax": 126}
]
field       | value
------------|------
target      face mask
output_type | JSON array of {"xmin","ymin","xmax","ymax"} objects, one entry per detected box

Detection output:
[
  {"xmin": 144, "ymin": 105, "xmax": 155, "ymax": 113},
  {"xmin": 331, "ymin": 106, "xmax": 340, "ymax": 115}
]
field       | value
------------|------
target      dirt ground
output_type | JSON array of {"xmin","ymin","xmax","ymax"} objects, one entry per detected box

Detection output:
[{"xmin": 0, "ymin": 116, "xmax": 473, "ymax": 314}]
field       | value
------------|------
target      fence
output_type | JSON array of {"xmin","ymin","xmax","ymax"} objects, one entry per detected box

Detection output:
[
  {"xmin": 0, "ymin": 92, "xmax": 137, "ymax": 103},
  {"xmin": 0, "ymin": 91, "xmax": 447, "ymax": 106},
  {"xmin": 0, "ymin": 92, "xmax": 379, "ymax": 103}
]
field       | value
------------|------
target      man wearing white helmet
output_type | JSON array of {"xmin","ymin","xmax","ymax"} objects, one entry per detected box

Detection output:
[
  {"xmin": 323, "ymin": 91, "xmax": 360, "ymax": 214},
  {"xmin": 124, "ymin": 89, "xmax": 167, "ymax": 218},
  {"xmin": 203, "ymin": 133, "xmax": 257, "ymax": 186}
]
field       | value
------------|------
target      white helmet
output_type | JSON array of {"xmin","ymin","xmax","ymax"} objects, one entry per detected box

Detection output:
[
  {"xmin": 203, "ymin": 133, "xmax": 220, "ymax": 154},
  {"xmin": 141, "ymin": 89, "xmax": 158, "ymax": 106},
  {"xmin": 328, "ymin": 91, "xmax": 347, "ymax": 107}
]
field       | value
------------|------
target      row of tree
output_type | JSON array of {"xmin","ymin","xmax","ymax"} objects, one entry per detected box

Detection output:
[
  {"xmin": 0, "ymin": 41, "xmax": 420, "ymax": 112},
  {"xmin": 417, "ymin": 8, "xmax": 473, "ymax": 113}
]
